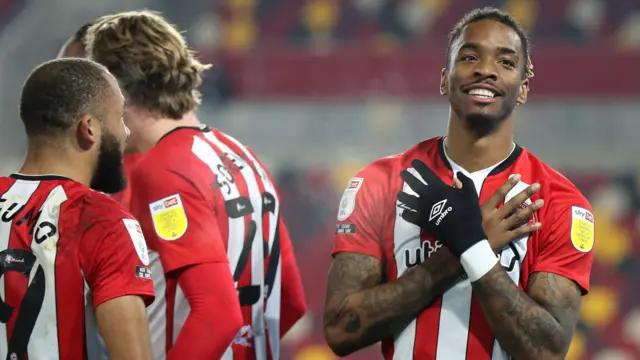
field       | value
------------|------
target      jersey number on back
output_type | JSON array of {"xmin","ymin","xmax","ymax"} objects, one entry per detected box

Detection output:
[{"xmin": 0, "ymin": 249, "xmax": 45, "ymax": 359}]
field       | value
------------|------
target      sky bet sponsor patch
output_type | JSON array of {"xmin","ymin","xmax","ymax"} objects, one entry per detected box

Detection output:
[
  {"xmin": 571, "ymin": 206, "xmax": 595, "ymax": 252},
  {"xmin": 149, "ymin": 194, "xmax": 188, "ymax": 241}
]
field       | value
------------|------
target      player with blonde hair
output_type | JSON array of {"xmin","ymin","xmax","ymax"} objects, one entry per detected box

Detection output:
[{"xmin": 86, "ymin": 11, "xmax": 306, "ymax": 360}]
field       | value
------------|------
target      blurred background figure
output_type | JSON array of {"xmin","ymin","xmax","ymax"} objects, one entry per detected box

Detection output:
[{"xmin": 0, "ymin": 0, "xmax": 639, "ymax": 359}]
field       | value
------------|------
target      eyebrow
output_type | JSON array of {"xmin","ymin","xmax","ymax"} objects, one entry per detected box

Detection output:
[{"xmin": 458, "ymin": 43, "xmax": 518, "ymax": 56}]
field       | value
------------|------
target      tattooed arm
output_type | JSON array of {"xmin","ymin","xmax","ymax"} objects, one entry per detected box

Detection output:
[
  {"xmin": 472, "ymin": 268, "xmax": 582, "ymax": 360},
  {"xmin": 323, "ymin": 250, "xmax": 463, "ymax": 356}
]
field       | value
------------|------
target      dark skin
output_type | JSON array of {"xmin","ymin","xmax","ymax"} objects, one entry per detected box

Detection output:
[
  {"xmin": 324, "ymin": 19, "xmax": 583, "ymax": 360},
  {"xmin": 443, "ymin": 19, "xmax": 582, "ymax": 360},
  {"xmin": 324, "ymin": 176, "xmax": 543, "ymax": 357}
]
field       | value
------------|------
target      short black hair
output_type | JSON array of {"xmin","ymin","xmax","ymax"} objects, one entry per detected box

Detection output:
[
  {"xmin": 74, "ymin": 21, "xmax": 94, "ymax": 45},
  {"xmin": 446, "ymin": 7, "xmax": 534, "ymax": 79},
  {"xmin": 20, "ymin": 58, "xmax": 111, "ymax": 138}
]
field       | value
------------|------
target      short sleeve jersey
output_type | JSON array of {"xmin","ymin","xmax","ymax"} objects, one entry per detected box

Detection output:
[
  {"xmin": 0, "ymin": 174, "xmax": 154, "ymax": 360},
  {"xmin": 332, "ymin": 137, "xmax": 594, "ymax": 360}
]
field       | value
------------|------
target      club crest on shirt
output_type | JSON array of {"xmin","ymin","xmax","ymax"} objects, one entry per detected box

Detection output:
[
  {"xmin": 122, "ymin": 218, "xmax": 150, "ymax": 265},
  {"xmin": 570, "ymin": 206, "xmax": 595, "ymax": 252},
  {"xmin": 336, "ymin": 177, "xmax": 363, "ymax": 221},
  {"xmin": 149, "ymin": 194, "xmax": 188, "ymax": 241}
]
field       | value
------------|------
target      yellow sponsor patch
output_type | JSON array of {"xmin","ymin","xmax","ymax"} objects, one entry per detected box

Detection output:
[
  {"xmin": 570, "ymin": 206, "xmax": 594, "ymax": 253},
  {"xmin": 149, "ymin": 194, "xmax": 188, "ymax": 241}
]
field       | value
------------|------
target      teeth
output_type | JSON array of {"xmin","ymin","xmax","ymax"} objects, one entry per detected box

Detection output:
[{"xmin": 468, "ymin": 89, "xmax": 495, "ymax": 98}]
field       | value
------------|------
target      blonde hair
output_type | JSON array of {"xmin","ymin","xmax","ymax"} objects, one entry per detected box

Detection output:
[{"xmin": 85, "ymin": 10, "xmax": 211, "ymax": 119}]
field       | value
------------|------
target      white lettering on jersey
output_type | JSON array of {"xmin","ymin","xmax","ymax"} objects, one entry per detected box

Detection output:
[{"xmin": 0, "ymin": 181, "xmax": 67, "ymax": 359}]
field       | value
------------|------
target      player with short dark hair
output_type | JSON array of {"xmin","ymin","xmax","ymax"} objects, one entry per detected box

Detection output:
[
  {"xmin": 86, "ymin": 10, "xmax": 306, "ymax": 360},
  {"xmin": 324, "ymin": 7, "xmax": 593, "ymax": 360},
  {"xmin": 0, "ymin": 58, "xmax": 154, "ymax": 359},
  {"xmin": 57, "ymin": 21, "xmax": 94, "ymax": 58},
  {"xmin": 57, "ymin": 21, "xmax": 145, "ymax": 209}
]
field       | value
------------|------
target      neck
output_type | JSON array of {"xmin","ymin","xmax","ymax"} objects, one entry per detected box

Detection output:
[
  {"xmin": 133, "ymin": 110, "xmax": 202, "ymax": 153},
  {"xmin": 18, "ymin": 144, "xmax": 93, "ymax": 186},
  {"xmin": 444, "ymin": 114, "xmax": 515, "ymax": 173}
]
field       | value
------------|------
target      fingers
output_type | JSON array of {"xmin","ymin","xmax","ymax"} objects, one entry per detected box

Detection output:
[
  {"xmin": 397, "ymin": 192, "xmax": 419, "ymax": 210},
  {"xmin": 504, "ymin": 199, "xmax": 544, "ymax": 229},
  {"xmin": 411, "ymin": 159, "xmax": 444, "ymax": 188},
  {"xmin": 400, "ymin": 170, "xmax": 428, "ymax": 196},
  {"xmin": 498, "ymin": 182, "xmax": 542, "ymax": 219},
  {"xmin": 452, "ymin": 177, "xmax": 463, "ymax": 189},
  {"xmin": 507, "ymin": 221, "xmax": 542, "ymax": 240},
  {"xmin": 455, "ymin": 172, "xmax": 477, "ymax": 193},
  {"xmin": 483, "ymin": 174, "xmax": 522, "ymax": 210},
  {"xmin": 400, "ymin": 209, "xmax": 420, "ymax": 226}
]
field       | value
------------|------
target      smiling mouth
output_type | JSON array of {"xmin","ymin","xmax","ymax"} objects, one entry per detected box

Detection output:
[{"xmin": 465, "ymin": 88, "xmax": 500, "ymax": 103}]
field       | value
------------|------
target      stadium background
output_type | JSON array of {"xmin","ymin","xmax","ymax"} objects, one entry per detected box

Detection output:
[{"xmin": 0, "ymin": 0, "xmax": 638, "ymax": 359}]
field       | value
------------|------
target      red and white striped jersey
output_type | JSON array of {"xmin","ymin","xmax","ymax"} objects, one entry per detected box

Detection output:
[
  {"xmin": 332, "ymin": 137, "xmax": 594, "ymax": 360},
  {"xmin": 0, "ymin": 174, "xmax": 155, "ymax": 360},
  {"xmin": 129, "ymin": 126, "xmax": 302, "ymax": 360}
]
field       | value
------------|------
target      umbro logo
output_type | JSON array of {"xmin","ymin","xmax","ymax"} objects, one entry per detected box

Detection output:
[{"xmin": 429, "ymin": 199, "xmax": 452, "ymax": 226}]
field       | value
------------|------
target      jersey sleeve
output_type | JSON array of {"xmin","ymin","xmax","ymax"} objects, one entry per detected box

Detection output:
[
  {"xmin": 129, "ymin": 165, "xmax": 228, "ymax": 274},
  {"xmin": 530, "ymin": 186, "xmax": 595, "ymax": 294},
  {"xmin": 80, "ymin": 212, "xmax": 155, "ymax": 308},
  {"xmin": 332, "ymin": 163, "xmax": 388, "ymax": 261}
]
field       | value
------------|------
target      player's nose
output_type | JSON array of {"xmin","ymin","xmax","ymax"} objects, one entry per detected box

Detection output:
[{"xmin": 473, "ymin": 58, "xmax": 498, "ymax": 80}]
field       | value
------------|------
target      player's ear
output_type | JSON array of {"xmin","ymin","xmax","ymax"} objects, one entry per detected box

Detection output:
[
  {"xmin": 440, "ymin": 68, "xmax": 448, "ymax": 96},
  {"xmin": 76, "ymin": 114, "xmax": 99, "ymax": 150},
  {"xmin": 517, "ymin": 78, "xmax": 529, "ymax": 105}
]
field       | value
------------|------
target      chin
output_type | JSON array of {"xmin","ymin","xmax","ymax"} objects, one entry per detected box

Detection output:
[{"xmin": 463, "ymin": 112, "xmax": 507, "ymax": 138}]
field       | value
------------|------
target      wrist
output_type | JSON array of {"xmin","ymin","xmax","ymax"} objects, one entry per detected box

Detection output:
[{"xmin": 460, "ymin": 240, "xmax": 498, "ymax": 282}]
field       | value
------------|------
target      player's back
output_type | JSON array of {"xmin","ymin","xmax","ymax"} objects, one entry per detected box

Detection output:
[
  {"xmin": 0, "ymin": 174, "xmax": 151, "ymax": 360},
  {"xmin": 133, "ymin": 126, "xmax": 285, "ymax": 360}
]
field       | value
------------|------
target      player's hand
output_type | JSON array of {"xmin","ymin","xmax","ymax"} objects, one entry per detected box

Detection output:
[
  {"xmin": 480, "ymin": 174, "xmax": 543, "ymax": 253},
  {"xmin": 397, "ymin": 159, "xmax": 487, "ymax": 258}
]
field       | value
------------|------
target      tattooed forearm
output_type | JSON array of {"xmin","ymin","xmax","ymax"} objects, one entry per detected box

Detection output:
[
  {"xmin": 472, "ymin": 266, "xmax": 582, "ymax": 360},
  {"xmin": 323, "ymin": 250, "xmax": 463, "ymax": 356}
]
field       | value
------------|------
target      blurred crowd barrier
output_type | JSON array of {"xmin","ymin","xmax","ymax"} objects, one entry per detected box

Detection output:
[{"xmin": 1, "ymin": 0, "xmax": 640, "ymax": 359}]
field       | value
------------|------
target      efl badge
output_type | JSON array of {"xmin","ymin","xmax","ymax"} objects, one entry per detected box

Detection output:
[
  {"xmin": 122, "ymin": 218, "xmax": 150, "ymax": 265},
  {"xmin": 570, "ymin": 206, "xmax": 595, "ymax": 252},
  {"xmin": 336, "ymin": 177, "xmax": 364, "ymax": 221},
  {"xmin": 149, "ymin": 194, "xmax": 188, "ymax": 241}
]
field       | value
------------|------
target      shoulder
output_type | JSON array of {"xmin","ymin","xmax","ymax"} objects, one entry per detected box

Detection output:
[
  {"xmin": 354, "ymin": 137, "xmax": 443, "ymax": 183},
  {"xmin": 74, "ymin": 190, "xmax": 135, "ymax": 223},
  {"xmin": 524, "ymin": 152, "xmax": 590, "ymax": 209}
]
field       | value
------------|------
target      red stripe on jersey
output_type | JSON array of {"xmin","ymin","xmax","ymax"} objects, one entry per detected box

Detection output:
[
  {"xmin": 55, "ymin": 199, "xmax": 88, "ymax": 360},
  {"xmin": 465, "ymin": 297, "xmax": 493, "ymax": 360},
  {"xmin": 415, "ymin": 298, "xmax": 443, "ymax": 358}
]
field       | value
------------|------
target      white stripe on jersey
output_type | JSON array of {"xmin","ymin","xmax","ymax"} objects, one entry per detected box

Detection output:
[
  {"xmin": 435, "ymin": 168, "xmax": 487, "ymax": 360},
  {"xmin": 206, "ymin": 132, "xmax": 267, "ymax": 360},
  {"xmin": 0, "ymin": 180, "xmax": 40, "ymax": 358},
  {"xmin": 393, "ymin": 162, "xmax": 530, "ymax": 360},
  {"xmin": 392, "ymin": 168, "xmax": 422, "ymax": 360},
  {"xmin": 0, "ymin": 181, "xmax": 67, "ymax": 359},
  {"xmin": 490, "ymin": 181, "xmax": 531, "ymax": 360},
  {"xmin": 146, "ymin": 250, "xmax": 167, "ymax": 360},
  {"xmin": 219, "ymin": 132, "xmax": 282, "ymax": 360},
  {"xmin": 29, "ymin": 185, "xmax": 67, "ymax": 359}
]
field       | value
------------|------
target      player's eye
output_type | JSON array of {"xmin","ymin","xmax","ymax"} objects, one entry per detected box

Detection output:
[
  {"xmin": 460, "ymin": 55, "xmax": 477, "ymax": 62},
  {"xmin": 500, "ymin": 59, "xmax": 516, "ymax": 68}
]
